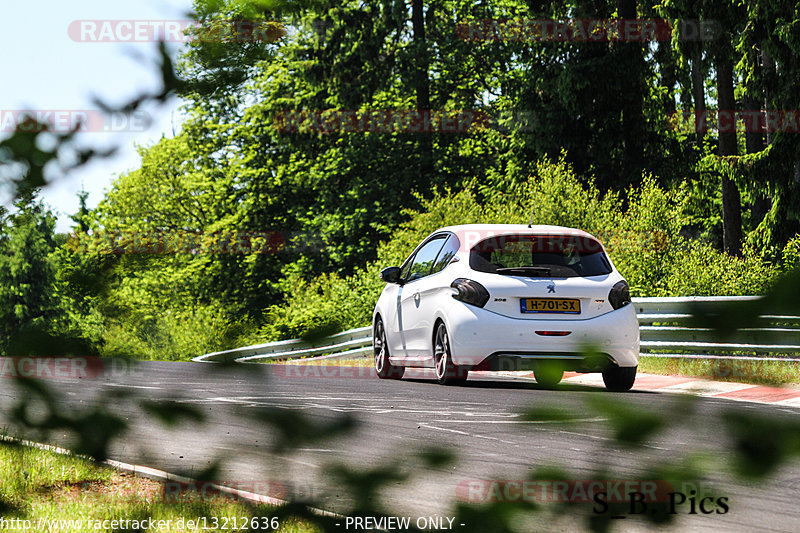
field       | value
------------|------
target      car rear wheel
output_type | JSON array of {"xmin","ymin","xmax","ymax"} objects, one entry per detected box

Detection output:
[
  {"xmin": 602, "ymin": 365, "xmax": 637, "ymax": 392},
  {"xmin": 433, "ymin": 322, "xmax": 467, "ymax": 385},
  {"xmin": 374, "ymin": 318, "xmax": 404, "ymax": 379},
  {"xmin": 534, "ymin": 362, "xmax": 563, "ymax": 388}
]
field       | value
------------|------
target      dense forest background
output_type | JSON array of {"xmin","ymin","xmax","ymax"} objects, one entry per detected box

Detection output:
[{"xmin": 2, "ymin": 0, "xmax": 800, "ymax": 359}]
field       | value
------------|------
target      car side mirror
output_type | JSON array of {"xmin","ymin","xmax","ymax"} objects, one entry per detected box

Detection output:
[{"xmin": 380, "ymin": 266, "xmax": 402, "ymax": 284}]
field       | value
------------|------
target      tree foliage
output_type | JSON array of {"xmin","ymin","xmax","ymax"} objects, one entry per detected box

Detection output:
[
  {"xmin": 0, "ymin": 198, "xmax": 59, "ymax": 351},
  {"xmin": 5, "ymin": 0, "xmax": 800, "ymax": 356}
]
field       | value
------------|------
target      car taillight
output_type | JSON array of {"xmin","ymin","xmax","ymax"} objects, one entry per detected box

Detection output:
[
  {"xmin": 609, "ymin": 280, "xmax": 631, "ymax": 310},
  {"xmin": 451, "ymin": 278, "xmax": 490, "ymax": 308}
]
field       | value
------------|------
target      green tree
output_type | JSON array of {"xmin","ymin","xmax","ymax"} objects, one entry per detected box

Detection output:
[
  {"xmin": 0, "ymin": 197, "xmax": 59, "ymax": 351},
  {"xmin": 178, "ymin": 0, "xmax": 519, "ymax": 275},
  {"xmin": 736, "ymin": 0, "xmax": 800, "ymax": 248}
]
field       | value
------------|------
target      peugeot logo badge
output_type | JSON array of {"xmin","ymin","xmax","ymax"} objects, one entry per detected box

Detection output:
[{"xmin": 547, "ymin": 283, "xmax": 556, "ymax": 293}]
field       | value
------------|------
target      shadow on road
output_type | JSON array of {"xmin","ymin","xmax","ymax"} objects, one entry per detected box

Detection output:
[{"xmin": 400, "ymin": 374, "xmax": 657, "ymax": 394}]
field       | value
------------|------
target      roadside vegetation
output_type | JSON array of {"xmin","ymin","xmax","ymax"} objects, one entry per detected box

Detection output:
[
  {"xmin": 3, "ymin": 156, "xmax": 796, "ymax": 361},
  {"xmin": 0, "ymin": 442, "xmax": 317, "ymax": 533},
  {"xmin": 258, "ymin": 157, "xmax": 792, "ymax": 343},
  {"xmin": 2, "ymin": 0, "xmax": 800, "ymax": 363},
  {"xmin": 638, "ymin": 357, "xmax": 800, "ymax": 385}
]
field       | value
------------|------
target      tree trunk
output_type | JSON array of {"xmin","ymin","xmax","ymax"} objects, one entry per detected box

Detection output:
[
  {"xmin": 657, "ymin": 41, "xmax": 677, "ymax": 116},
  {"xmin": 411, "ymin": 0, "xmax": 430, "ymax": 112},
  {"xmin": 716, "ymin": 57, "xmax": 743, "ymax": 257},
  {"xmin": 411, "ymin": 0, "xmax": 432, "ymax": 182},
  {"xmin": 743, "ymin": 92, "xmax": 770, "ymax": 225},
  {"xmin": 616, "ymin": 0, "xmax": 644, "ymax": 179},
  {"xmin": 691, "ymin": 49, "xmax": 706, "ymax": 151},
  {"xmin": 762, "ymin": 48, "xmax": 774, "ymax": 146}
]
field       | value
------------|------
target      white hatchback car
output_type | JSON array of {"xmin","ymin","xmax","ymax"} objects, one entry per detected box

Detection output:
[{"xmin": 372, "ymin": 224, "xmax": 639, "ymax": 391}]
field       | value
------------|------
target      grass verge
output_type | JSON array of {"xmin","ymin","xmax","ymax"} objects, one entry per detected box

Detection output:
[
  {"xmin": 638, "ymin": 356, "xmax": 800, "ymax": 386},
  {"xmin": 0, "ymin": 442, "xmax": 319, "ymax": 532}
]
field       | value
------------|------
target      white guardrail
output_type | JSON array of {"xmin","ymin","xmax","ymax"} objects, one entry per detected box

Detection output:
[{"xmin": 193, "ymin": 296, "xmax": 800, "ymax": 364}]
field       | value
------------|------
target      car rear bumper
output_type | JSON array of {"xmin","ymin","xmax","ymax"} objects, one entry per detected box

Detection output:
[
  {"xmin": 445, "ymin": 302, "xmax": 639, "ymax": 369},
  {"xmin": 472, "ymin": 351, "xmax": 618, "ymax": 372}
]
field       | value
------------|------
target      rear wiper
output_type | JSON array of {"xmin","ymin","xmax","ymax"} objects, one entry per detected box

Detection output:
[{"xmin": 495, "ymin": 266, "xmax": 552, "ymax": 277}]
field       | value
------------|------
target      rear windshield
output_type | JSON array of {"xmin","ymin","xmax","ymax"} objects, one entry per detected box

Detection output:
[{"xmin": 469, "ymin": 234, "xmax": 612, "ymax": 278}]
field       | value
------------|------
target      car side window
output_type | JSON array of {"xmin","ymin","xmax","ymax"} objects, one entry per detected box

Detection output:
[
  {"xmin": 399, "ymin": 255, "xmax": 414, "ymax": 281},
  {"xmin": 405, "ymin": 236, "xmax": 447, "ymax": 282},
  {"xmin": 431, "ymin": 234, "xmax": 460, "ymax": 274}
]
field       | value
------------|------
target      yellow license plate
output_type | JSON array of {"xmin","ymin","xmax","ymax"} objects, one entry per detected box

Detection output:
[{"xmin": 520, "ymin": 298, "xmax": 581, "ymax": 314}]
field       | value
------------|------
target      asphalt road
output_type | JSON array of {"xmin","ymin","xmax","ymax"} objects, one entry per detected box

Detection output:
[{"xmin": 1, "ymin": 360, "xmax": 799, "ymax": 532}]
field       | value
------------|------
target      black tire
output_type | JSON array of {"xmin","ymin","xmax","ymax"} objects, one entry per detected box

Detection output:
[
  {"xmin": 433, "ymin": 322, "xmax": 468, "ymax": 385},
  {"xmin": 602, "ymin": 365, "xmax": 637, "ymax": 392},
  {"xmin": 374, "ymin": 318, "xmax": 404, "ymax": 379},
  {"xmin": 534, "ymin": 362, "xmax": 564, "ymax": 388}
]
